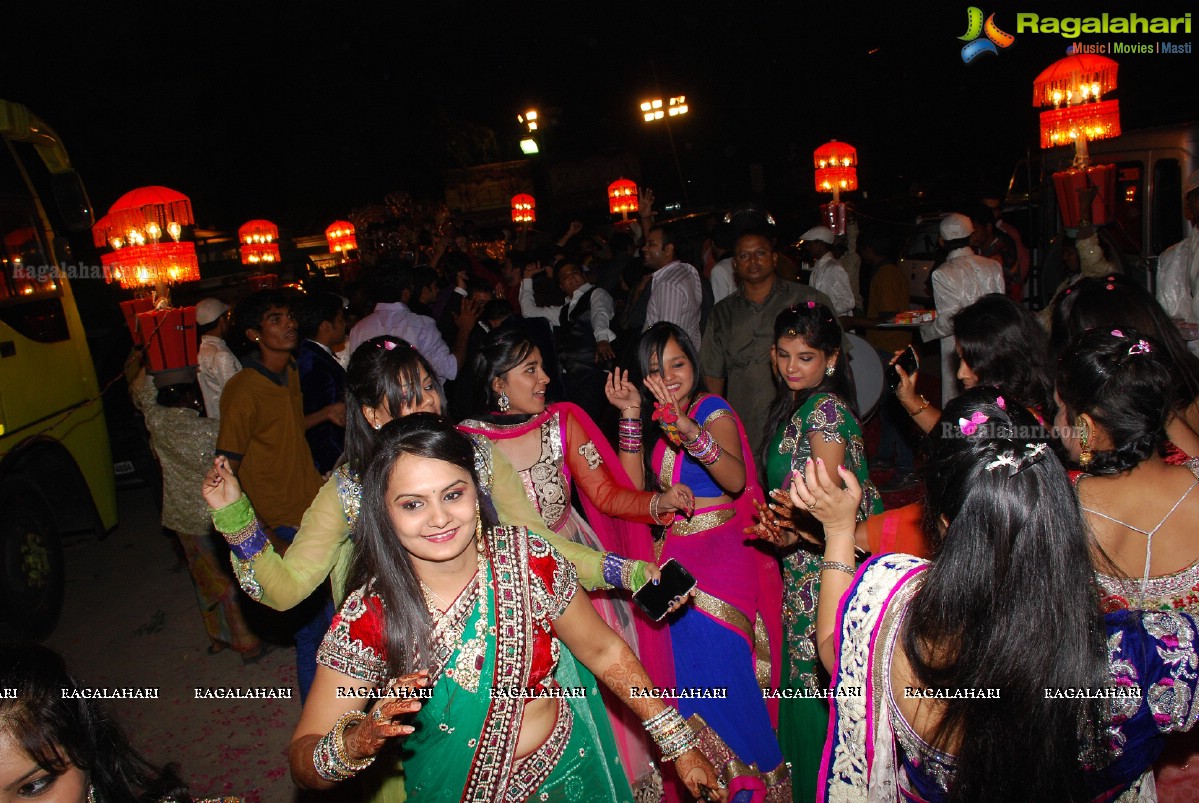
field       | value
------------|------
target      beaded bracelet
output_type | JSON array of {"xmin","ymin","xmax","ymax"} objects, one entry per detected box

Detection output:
[
  {"xmin": 682, "ymin": 428, "xmax": 722, "ymax": 466},
  {"xmin": 313, "ymin": 710, "xmax": 375, "ymax": 781},
  {"xmin": 618, "ymin": 417, "xmax": 643, "ymax": 453},
  {"xmin": 642, "ymin": 706, "xmax": 699, "ymax": 762}
]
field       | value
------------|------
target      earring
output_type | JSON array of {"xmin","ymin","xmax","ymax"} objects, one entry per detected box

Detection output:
[
  {"xmin": 475, "ymin": 502, "xmax": 484, "ymax": 542},
  {"xmin": 373, "ymin": 421, "xmax": 381, "ymax": 431},
  {"xmin": 1077, "ymin": 417, "xmax": 1093, "ymax": 469},
  {"xmin": 87, "ymin": 785, "xmax": 97, "ymax": 803},
  {"xmin": 825, "ymin": 363, "xmax": 835, "ymax": 377},
  {"xmin": 497, "ymin": 391, "xmax": 510, "ymax": 413}
]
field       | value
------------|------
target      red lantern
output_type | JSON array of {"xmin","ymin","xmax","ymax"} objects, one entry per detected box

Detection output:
[
  {"xmin": 95, "ymin": 185, "xmax": 200, "ymax": 289},
  {"xmin": 1033, "ymin": 54, "xmax": 1121, "ymax": 228},
  {"xmin": 607, "ymin": 179, "xmax": 639, "ymax": 217},
  {"xmin": 137, "ymin": 306, "xmax": 199, "ymax": 372},
  {"xmin": 326, "ymin": 221, "xmax": 357, "ymax": 254},
  {"xmin": 239, "ymin": 219, "xmax": 281, "ymax": 266},
  {"xmin": 1034, "ymin": 54, "xmax": 1121, "ymax": 152},
  {"xmin": 511, "ymin": 194, "xmax": 536, "ymax": 224},
  {"xmin": 813, "ymin": 140, "xmax": 858, "ymax": 199}
]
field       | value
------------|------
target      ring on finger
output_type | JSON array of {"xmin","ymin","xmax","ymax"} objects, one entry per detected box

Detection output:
[
  {"xmin": 372, "ymin": 708, "xmax": 386, "ymax": 724},
  {"xmin": 806, "ymin": 502, "xmax": 817, "ymax": 511}
]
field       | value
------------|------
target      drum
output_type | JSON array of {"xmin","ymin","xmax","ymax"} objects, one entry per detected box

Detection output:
[{"xmin": 845, "ymin": 332, "xmax": 885, "ymax": 421}]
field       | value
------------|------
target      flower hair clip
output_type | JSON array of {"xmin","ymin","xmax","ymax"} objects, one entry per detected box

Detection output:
[
  {"xmin": 806, "ymin": 301, "xmax": 817, "ymax": 308},
  {"xmin": 958, "ymin": 411, "xmax": 989, "ymax": 436},
  {"xmin": 986, "ymin": 442, "xmax": 1049, "ymax": 477},
  {"xmin": 995, "ymin": 395, "xmax": 1006, "ymax": 410},
  {"xmin": 1128, "ymin": 339, "xmax": 1152, "ymax": 356},
  {"xmin": 1110, "ymin": 329, "xmax": 1125, "ymax": 338}
]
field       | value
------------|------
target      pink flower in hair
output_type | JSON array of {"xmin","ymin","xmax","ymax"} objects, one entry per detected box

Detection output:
[
  {"xmin": 806, "ymin": 301, "xmax": 817, "ymax": 308},
  {"xmin": 996, "ymin": 396, "xmax": 1006, "ymax": 410},
  {"xmin": 958, "ymin": 411, "xmax": 989, "ymax": 436},
  {"xmin": 1110, "ymin": 329, "xmax": 1124, "ymax": 338}
]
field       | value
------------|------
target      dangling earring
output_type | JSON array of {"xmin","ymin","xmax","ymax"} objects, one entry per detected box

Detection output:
[
  {"xmin": 497, "ymin": 391, "xmax": 510, "ymax": 413},
  {"xmin": 825, "ymin": 363, "xmax": 835, "ymax": 377},
  {"xmin": 1077, "ymin": 417, "xmax": 1093, "ymax": 469},
  {"xmin": 475, "ymin": 501, "xmax": 484, "ymax": 542},
  {"xmin": 87, "ymin": 784, "xmax": 97, "ymax": 803}
]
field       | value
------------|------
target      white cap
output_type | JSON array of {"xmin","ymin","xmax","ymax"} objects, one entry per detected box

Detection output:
[
  {"xmin": 1185, "ymin": 169, "xmax": 1199, "ymax": 196},
  {"xmin": 799, "ymin": 226, "xmax": 835, "ymax": 245},
  {"xmin": 940, "ymin": 213, "xmax": 974, "ymax": 241},
  {"xmin": 195, "ymin": 298, "xmax": 230, "ymax": 326}
]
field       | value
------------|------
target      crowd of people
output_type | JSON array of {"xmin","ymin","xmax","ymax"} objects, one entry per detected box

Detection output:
[{"xmin": 5, "ymin": 171, "xmax": 1199, "ymax": 803}]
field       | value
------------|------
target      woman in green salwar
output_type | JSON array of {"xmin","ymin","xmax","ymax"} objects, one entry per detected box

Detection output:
[{"xmin": 758, "ymin": 303, "xmax": 882, "ymax": 803}]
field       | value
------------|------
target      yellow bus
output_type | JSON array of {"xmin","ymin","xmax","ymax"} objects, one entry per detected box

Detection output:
[{"xmin": 0, "ymin": 99, "xmax": 117, "ymax": 638}]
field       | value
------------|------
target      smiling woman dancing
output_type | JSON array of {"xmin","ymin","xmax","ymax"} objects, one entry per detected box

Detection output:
[{"xmin": 290, "ymin": 415, "xmax": 724, "ymax": 802}]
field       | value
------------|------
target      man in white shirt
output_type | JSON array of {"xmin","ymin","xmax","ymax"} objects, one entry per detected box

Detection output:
[
  {"xmin": 346, "ymin": 264, "xmax": 473, "ymax": 384},
  {"xmin": 520, "ymin": 262, "xmax": 616, "ymax": 421},
  {"xmin": 920, "ymin": 213, "xmax": 1005, "ymax": 404},
  {"xmin": 1156, "ymin": 170, "xmax": 1199, "ymax": 356},
  {"xmin": 642, "ymin": 225, "xmax": 703, "ymax": 349},
  {"xmin": 799, "ymin": 226, "xmax": 856, "ymax": 316},
  {"xmin": 195, "ymin": 297, "xmax": 240, "ymax": 418}
]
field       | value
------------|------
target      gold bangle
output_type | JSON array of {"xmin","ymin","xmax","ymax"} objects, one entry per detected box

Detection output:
[
  {"xmin": 622, "ymin": 406, "xmax": 641, "ymax": 416},
  {"xmin": 907, "ymin": 395, "xmax": 930, "ymax": 417}
]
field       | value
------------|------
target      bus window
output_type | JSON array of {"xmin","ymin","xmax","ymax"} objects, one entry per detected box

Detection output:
[
  {"xmin": 1153, "ymin": 159, "xmax": 1183, "ymax": 255},
  {"xmin": 0, "ymin": 202, "xmax": 68, "ymax": 341},
  {"xmin": 1107, "ymin": 162, "xmax": 1144, "ymax": 256}
]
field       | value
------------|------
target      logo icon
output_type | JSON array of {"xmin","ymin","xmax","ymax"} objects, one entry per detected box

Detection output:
[{"xmin": 959, "ymin": 7, "xmax": 1016, "ymax": 63}]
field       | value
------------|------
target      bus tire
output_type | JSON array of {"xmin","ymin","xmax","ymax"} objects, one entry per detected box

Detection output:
[{"xmin": 0, "ymin": 481, "xmax": 65, "ymax": 640}]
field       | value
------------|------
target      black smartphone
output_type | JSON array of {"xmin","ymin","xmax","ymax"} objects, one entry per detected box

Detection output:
[
  {"xmin": 632, "ymin": 559, "xmax": 698, "ymax": 622},
  {"xmin": 886, "ymin": 345, "xmax": 919, "ymax": 391}
]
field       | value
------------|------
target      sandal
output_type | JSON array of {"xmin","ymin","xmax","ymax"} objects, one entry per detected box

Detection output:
[{"xmin": 239, "ymin": 643, "xmax": 276, "ymax": 665}]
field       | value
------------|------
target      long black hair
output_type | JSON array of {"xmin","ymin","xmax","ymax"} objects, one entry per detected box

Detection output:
[
  {"xmin": 759, "ymin": 302, "xmax": 854, "ymax": 470},
  {"xmin": 470, "ymin": 327, "xmax": 538, "ymax": 414},
  {"xmin": 635, "ymin": 323, "xmax": 709, "ymax": 483},
  {"xmin": 348, "ymin": 413, "xmax": 497, "ymax": 678},
  {"xmin": 343, "ymin": 336, "xmax": 443, "ymax": 473},
  {"xmin": 954, "ymin": 293, "xmax": 1053, "ymax": 417},
  {"xmin": 1049, "ymin": 274, "xmax": 1199, "ymax": 416},
  {"xmin": 905, "ymin": 388, "xmax": 1108, "ymax": 801},
  {"xmin": 1057, "ymin": 328, "xmax": 1174, "ymax": 474},
  {"xmin": 0, "ymin": 643, "xmax": 190, "ymax": 803}
]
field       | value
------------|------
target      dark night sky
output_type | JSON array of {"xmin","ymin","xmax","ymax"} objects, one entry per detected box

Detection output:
[{"xmin": 4, "ymin": 0, "xmax": 1196, "ymax": 236}]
